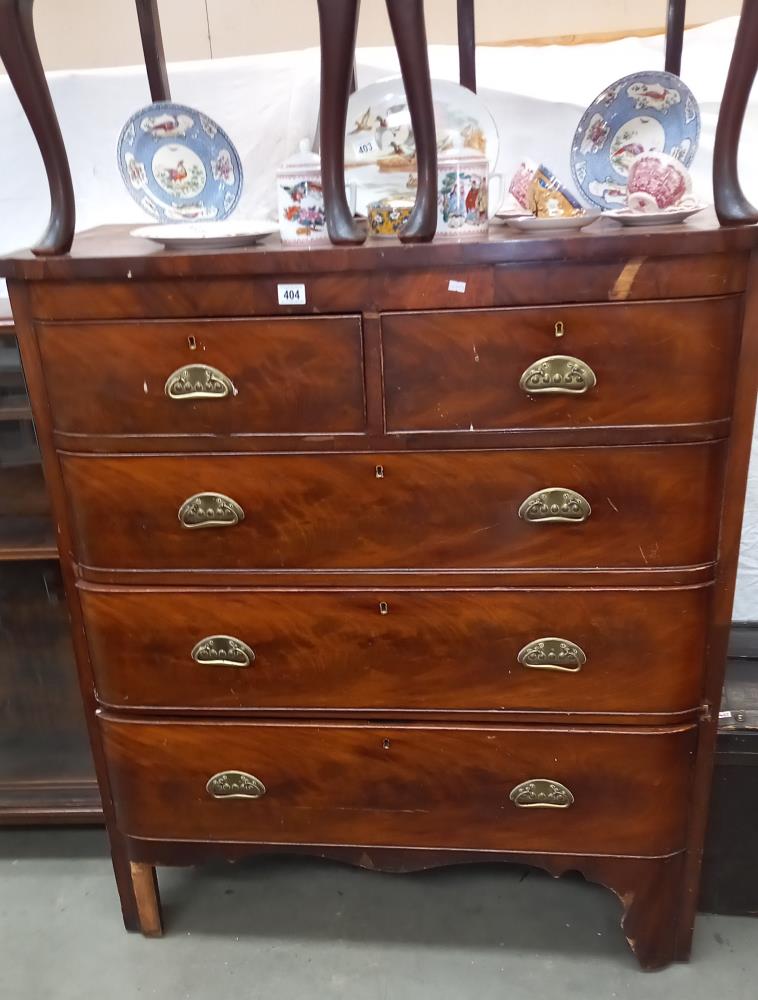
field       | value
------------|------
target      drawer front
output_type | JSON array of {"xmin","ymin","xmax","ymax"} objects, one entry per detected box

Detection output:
[
  {"xmin": 61, "ymin": 444, "xmax": 724, "ymax": 571},
  {"xmin": 100, "ymin": 717, "xmax": 696, "ymax": 855},
  {"xmin": 37, "ymin": 316, "xmax": 365, "ymax": 437},
  {"xmin": 81, "ymin": 587, "xmax": 710, "ymax": 716},
  {"xmin": 382, "ymin": 298, "xmax": 741, "ymax": 432}
]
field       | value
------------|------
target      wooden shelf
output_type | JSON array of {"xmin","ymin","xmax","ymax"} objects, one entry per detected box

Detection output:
[
  {"xmin": 0, "ymin": 516, "xmax": 58, "ymax": 560},
  {"xmin": 0, "ymin": 397, "xmax": 32, "ymax": 421}
]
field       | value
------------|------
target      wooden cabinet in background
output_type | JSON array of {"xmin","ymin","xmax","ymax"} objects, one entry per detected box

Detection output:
[{"xmin": 0, "ymin": 316, "xmax": 100, "ymax": 823}]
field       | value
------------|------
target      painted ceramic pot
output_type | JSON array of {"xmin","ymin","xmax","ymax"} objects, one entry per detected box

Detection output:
[
  {"xmin": 367, "ymin": 196, "xmax": 415, "ymax": 237},
  {"xmin": 527, "ymin": 164, "xmax": 584, "ymax": 218},
  {"xmin": 508, "ymin": 160, "xmax": 537, "ymax": 211},
  {"xmin": 436, "ymin": 137, "xmax": 503, "ymax": 238},
  {"xmin": 626, "ymin": 151, "xmax": 693, "ymax": 212},
  {"xmin": 277, "ymin": 139, "xmax": 328, "ymax": 244}
]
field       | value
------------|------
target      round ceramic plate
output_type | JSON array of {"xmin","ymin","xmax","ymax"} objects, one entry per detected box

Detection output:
[
  {"xmin": 504, "ymin": 211, "xmax": 601, "ymax": 232},
  {"xmin": 570, "ymin": 71, "xmax": 700, "ymax": 209},
  {"xmin": 604, "ymin": 204, "xmax": 707, "ymax": 226},
  {"xmin": 345, "ymin": 77, "xmax": 499, "ymax": 214},
  {"xmin": 132, "ymin": 221, "xmax": 276, "ymax": 249},
  {"xmin": 117, "ymin": 101, "xmax": 243, "ymax": 222}
]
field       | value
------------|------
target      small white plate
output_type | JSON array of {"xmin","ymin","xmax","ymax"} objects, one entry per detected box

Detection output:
[
  {"xmin": 604, "ymin": 204, "xmax": 706, "ymax": 226},
  {"xmin": 132, "ymin": 221, "xmax": 278, "ymax": 249},
  {"xmin": 504, "ymin": 211, "xmax": 601, "ymax": 232}
]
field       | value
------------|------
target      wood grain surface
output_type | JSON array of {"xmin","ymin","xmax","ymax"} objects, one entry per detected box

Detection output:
[{"xmin": 100, "ymin": 715, "xmax": 697, "ymax": 856}]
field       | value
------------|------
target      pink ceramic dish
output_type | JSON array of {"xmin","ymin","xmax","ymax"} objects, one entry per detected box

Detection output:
[{"xmin": 626, "ymin": 151, "xmax": 692, "ymax": 212}]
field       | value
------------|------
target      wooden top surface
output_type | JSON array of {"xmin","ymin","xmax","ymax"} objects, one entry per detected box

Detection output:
[{"xmin": 2, "ymin": 212, "xmax": 757, "ymax": 283}]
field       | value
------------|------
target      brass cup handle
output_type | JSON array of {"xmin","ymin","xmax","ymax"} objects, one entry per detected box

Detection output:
[
  {"xmin": 191, "ymin": 635, "xmax": 255, "ymax": 667},
  {"xmin": 165, "ymin": 364, "xmax": 235, "ymax": 400},
  {"xmin": 519, "ymin": 355, "xmax": 596, "ymax": 395},
  {"xmin": 510, "ymin": 779, "xmax": 574, "ymax": 809},
  {"xmin": 206, "ymin": 771, "xmax": 266, "ymax": 799},
  {"xmin": 517, "ymin": 637, "xmax": 586, "ymax": 673},
  {"xmin": 178, "ymin": 492, "xmax": 244, "ymax": 529},
  {"xmin": 518, "ymin": 487, "xmax": 591, "ymax": 523}
]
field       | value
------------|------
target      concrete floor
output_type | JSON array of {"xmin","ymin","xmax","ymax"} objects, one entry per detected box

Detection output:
[{"xmin": 1, "ymin": 829, "xmax": 756, "ymax": 999}]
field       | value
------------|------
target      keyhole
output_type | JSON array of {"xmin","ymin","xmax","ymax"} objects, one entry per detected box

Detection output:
[
  {"xmin": 379, "ymin": 601, "xmax": 389, "ymax": 615},
  {"xmin": 188, "ymin": 335, "xmax": 197, "ymax": 350},
  {"xmin": 554, "ymin": 321, "xmax": 564, "ymax": 338},
  {"xmin": 375, "ymin": 465, "xmax": 384, "ymax": 479},
  {"xmin": 383, "ymin": 739, "xmax": 391, "ymax": 750}
]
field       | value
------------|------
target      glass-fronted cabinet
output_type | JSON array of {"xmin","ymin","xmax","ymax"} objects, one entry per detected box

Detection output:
[{"xmin": 0, "ymin": 318, "xmax": 100, "ymax": 822}]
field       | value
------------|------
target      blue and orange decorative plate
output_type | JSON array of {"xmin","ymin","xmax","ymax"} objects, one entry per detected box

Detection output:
[
  {"xmin": 570, "ymin": 71, "xmax": 700, "ymax": 209},
  {"xmin": 117, "ymin": 101, "xmax": 243, "ymax": 222}
]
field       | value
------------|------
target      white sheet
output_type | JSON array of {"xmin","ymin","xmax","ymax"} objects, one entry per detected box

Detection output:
[{"xmin": 1, "ymin": 16, "xmax": 756, "ymax": 618}]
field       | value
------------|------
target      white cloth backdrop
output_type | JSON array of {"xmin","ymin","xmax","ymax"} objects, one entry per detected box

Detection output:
[{"xmin": 1, "ymin": 16, "xmax": 756, "ymax": 618}]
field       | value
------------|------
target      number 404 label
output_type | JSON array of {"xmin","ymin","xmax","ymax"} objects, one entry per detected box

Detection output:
[{"xmin": 277, "ymin": 283, "xmax": 306, "ymax": 305}]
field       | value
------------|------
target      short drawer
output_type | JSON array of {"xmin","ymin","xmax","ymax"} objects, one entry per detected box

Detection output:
[
  {"xmin": 382, "ymin": 298, "xmax": 741, "ymax": 433},
  {"xmin": 81, "ymin": 586, "xmax": 710, "ymax": 717},
  {"xmin": 61, "ymin": 443, "xmax": 724, "ymax": 571},
  {"xmin": 36, "ymin": 316, "xmax": 366, "ymax": 437},
  {"xmin": 100, "ymin": 716, "xmax": 696, "ymax": 855}
]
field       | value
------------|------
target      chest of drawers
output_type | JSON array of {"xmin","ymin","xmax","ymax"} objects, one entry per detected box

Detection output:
[{"xmin": 4, "ymin": 220, "xmax": 758, "ymax": 970}]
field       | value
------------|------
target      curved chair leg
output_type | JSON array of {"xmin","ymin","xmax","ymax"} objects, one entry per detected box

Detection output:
[
  {"xmin": 0, "ymin": 0, "xmax": 75, "ymax": 256},
  {"xmin": 713, "ymin": 0, "xmax": 758, "ymax": 225},
  {"xmin": 316, "ymin": 0, "xmax": 367, "ymax": 245},
  {"xmin": 135, "ymin": 0, "xmax": 171, "ymax": 102},
  {"xmin": 664, "ymin": 0, "xmax": 686, "ymax": 76},
  {"xmin": 386, "ymin": 0, "xmax": 438, "ymax": 243}
]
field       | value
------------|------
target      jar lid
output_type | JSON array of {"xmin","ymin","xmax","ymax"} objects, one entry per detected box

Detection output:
[
  {"xmin": 280, "ymin": 137, "xmax": 321, "ymax": 169},
  {"xmin": 438, "ymin": 130, "xmax": 486, "ymax": 162}
]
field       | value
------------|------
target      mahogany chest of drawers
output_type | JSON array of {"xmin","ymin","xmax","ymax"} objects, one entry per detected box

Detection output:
[{"xmin": 4, "ymin": 219, "xmax": 758, "ymax": 969}]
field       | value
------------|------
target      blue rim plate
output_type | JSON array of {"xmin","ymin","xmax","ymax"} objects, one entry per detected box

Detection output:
[
  {"xmin": 117, "ymin": 101, "xmax": 243, "ymax": 222},
  {"xmin": 570, "ymin": 71, "xmax": 700, "ymax": 209}
]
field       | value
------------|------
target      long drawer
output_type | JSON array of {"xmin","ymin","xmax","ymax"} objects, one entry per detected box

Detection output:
[
  {"xmin": 61, "ymin": 444, "xmax": 725, "ymax": 571},
  {"xmin": 382, "ymin": 297, "xmax": 741, "ymax": 433},
  {"xmin": 36, "ymin": 316, "xmax": 366, "ymax": 437},
  {"xmin": 81, "ymin": 586, "xmax": 710, "ymax": 716},
  {"xmin": 100, "ymin": 716, "xmax": 697, "ymax": 855}
]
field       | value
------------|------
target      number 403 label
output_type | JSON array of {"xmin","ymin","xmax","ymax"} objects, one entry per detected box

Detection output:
[{"xmin": 277, "ymin": 283, "xmax": 306, "ymax": 305}]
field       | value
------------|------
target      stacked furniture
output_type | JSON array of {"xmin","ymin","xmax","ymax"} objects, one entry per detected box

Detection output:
[{"xmin": 1, "ymin": 0, "xmax": 757, "ymax": 971}]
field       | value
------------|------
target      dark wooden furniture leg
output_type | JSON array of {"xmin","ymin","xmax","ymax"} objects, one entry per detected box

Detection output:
[
  {"xmin": 457, "ymin": 0, "xmax": 476, "ymax": 92},
  {"xmin": 316, "ymin": 0, "xmax": 367, "ymax": 245},
  {"xmin": 530, "ymin": 854, "xmax": 686, "ymax": 970},
  {"xmin": 385, "ymin": 0, "xmax": 438, "ymax": 243},
  {"xmin": 713, "ymin": 0, "xmax": 758, "ymax": 225},
  {"xmin": 0, "ymin": 0, "xmax": 74, "ymax": 256},
  {"xmin": 135, "ymin": 0, "xmax": 171, "ymax": 102},
  {"xmin": 129, "ymin": 862, "xmax": 163, "ymax": 937},
  {"xmin": 579, "ymin": 855, "xmax": 687, "ymax": 970},
  {"xmin": 664, "ymin": 0, "xmax": 686, "ymax": 76}
]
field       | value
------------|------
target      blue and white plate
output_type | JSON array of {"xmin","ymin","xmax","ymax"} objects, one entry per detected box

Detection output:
[
  {"xmin": 570, "ymin": 71, "xmax": 700, "ymax": 210},
  {"xmin": 117, "ymin": 101, "xmax": 243, "ymax": 222}
]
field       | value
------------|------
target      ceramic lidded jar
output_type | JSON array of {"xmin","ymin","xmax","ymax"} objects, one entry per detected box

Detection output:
[
  {"xmin": 436, "ymin": 133, "xmax": 503, "ymax": 238},
  {"xmin": 276, "ymin": 138, "xmax": 328, "ymax": 244}
]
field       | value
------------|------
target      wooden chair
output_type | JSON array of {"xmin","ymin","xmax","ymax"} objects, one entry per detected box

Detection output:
[{"xmin": 0, "ymin": 0, "xmax": 755, "ymax": 255}]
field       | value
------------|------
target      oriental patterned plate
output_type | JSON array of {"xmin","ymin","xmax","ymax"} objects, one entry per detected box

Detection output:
[
  {"xmin": 570, "ymin": 71, "xmax": 700, "ymax": 209},
  {"xmin": 117, "ymin": 101, "xmax": 243, "ymax": 222},
  {"xmin": 344, "ymin": 77, "xmax": 499, "ymax": 215}
]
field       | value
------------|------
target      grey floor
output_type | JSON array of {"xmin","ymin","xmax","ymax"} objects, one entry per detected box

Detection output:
[{"xmin": 1, "ymin": 829, "xmax": 756, "ymax": 999}]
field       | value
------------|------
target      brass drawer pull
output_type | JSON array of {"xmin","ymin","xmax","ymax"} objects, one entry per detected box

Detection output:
[
  {"xmin": 518, "ymin": 488, "xmax": 591, "ymax": 523},
  {"xmin": 518, "ymin": 637, "xmax": 586, "ymax": 673},
  {"xmin": 164, "ymin": 364, "xmax": 235, "ymax": 400},
  {"xmin": 191, "ymin": 635, "xmax": 255, "ymax": 667},
  {"xmin": 206, "ymin": 771, "xmax": 266, "ymax": 799},
  {"xmin": 519, "ymin": 355, "xmax": 596, "ymax": 395},
  {"xmin": 178, "ymin": 492, "xmax": 244, "ymax": 529},
  {"xmin": 510, "ymin": 779, "xmax": 574, "ymax": 809}
]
